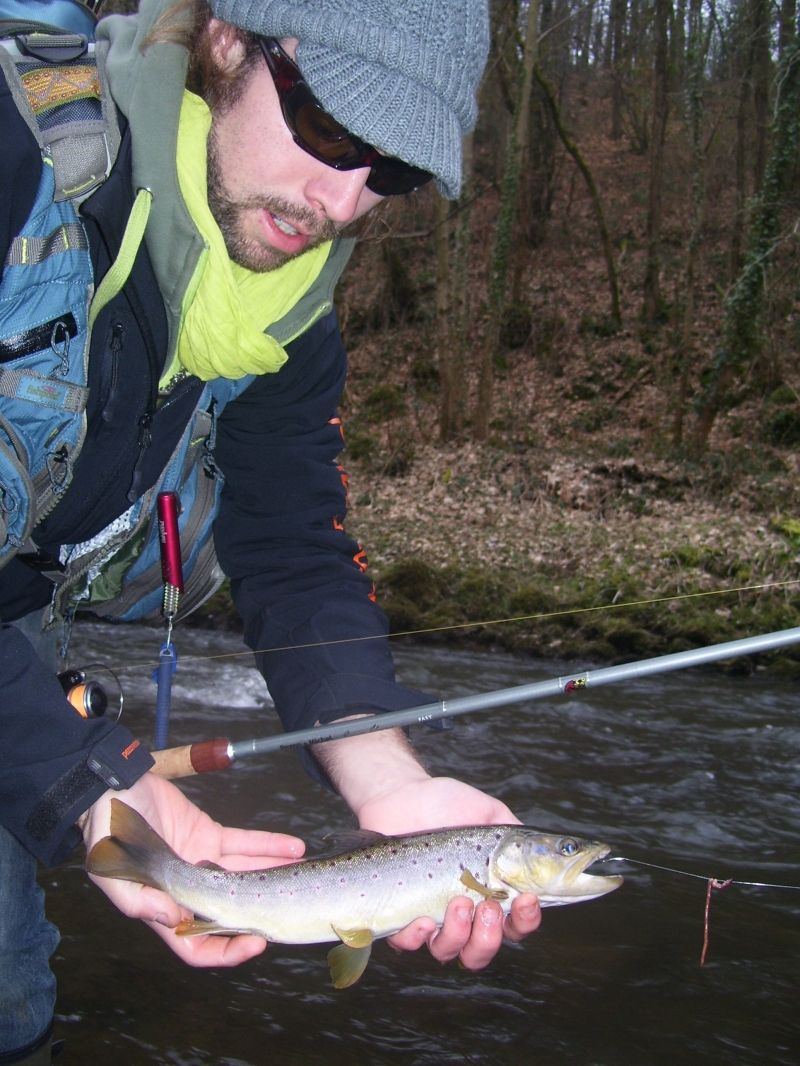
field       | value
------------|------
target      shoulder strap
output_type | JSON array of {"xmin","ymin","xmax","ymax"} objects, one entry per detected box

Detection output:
[{"xmin": 0, "ymin": 30, "xmax": 120, "ymax": 202}]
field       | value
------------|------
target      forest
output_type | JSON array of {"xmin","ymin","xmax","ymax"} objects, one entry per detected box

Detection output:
[{"xmin": 108, "ymin": 0, "xmax": 800, "ymax": 669}]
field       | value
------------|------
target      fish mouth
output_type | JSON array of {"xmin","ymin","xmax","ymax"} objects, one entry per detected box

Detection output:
[{"xmin": 544, "ymin": 843, "xmax": 624, "ymax": 904}]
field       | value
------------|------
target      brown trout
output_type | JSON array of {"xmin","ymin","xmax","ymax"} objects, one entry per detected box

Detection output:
[{"xmin": 87, "ymin": 799, "xmax": 622, "ymax": 987}]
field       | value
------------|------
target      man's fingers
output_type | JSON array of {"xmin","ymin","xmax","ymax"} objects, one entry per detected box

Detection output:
[
  {"xmin": 148, "ymin": 924, "xmax": 268, "ymax": 968},
  {"xmin": 503, "ymin": 893, "xmax": 541, "ymax": 942},
  {"xmin": 386, "ymin": 917, "xmax": 438, "ymax": 952},
  {"xmin": 92, "ymin": 878, "xmax": 186, "ymax": 926},
  {"xmin": 217, "ymin": 827, "xmax": 305, "ymax": 860},
  {"xmin": 426, "ymin": 897, "xmax": 476, "ymax": 962},
  {"xmin": 456, "ymin": 900, "xmax": 506, "ymax": 970}
]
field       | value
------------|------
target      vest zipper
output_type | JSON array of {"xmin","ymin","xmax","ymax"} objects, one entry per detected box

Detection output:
[
  {"xmin": 101, "ymin": 320, "xmax": 124, "ymax": 422},
  {"xmin": 126, "ymin": 412, "xmax": 153, "ymax": 503}
]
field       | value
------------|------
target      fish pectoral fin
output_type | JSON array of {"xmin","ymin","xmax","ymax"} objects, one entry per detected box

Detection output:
[
  {"xmin": 327, "ymin": 942, "xmax": 373, "ymax": 989},
  {"xmin": 332, "ymin": 926, "xmax": 374, "ymax": 949},
  {"xmin": 174, "ymin": 919, "xmax": 245, "ymax": 938},
  {"xmin": 460, "ymin": 869, "xmax": 509, "ymax": 901}
]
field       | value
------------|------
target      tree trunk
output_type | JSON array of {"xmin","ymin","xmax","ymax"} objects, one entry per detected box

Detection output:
[
  {"xmin": 673, "ymin": 0, "xmax": 712, "ymax": 445},
  {"xmin": 642, "ymin": 0, "xmax": 671, "ymax": 322},
  {"xmin": 729, "ymin": 29, "xmax": 753, "ymax": 282},
  {"xmin": 752, "ymin": 0, "xmax": 771, "ymax": 193},
  {"xmin": 694, "ymin": 30, "xmax": 800, "ymax": 450},
  {"xmin": 474, "ymin": 0, "xmax": 540, "ymax": 440},
  {"xmin": 435, "ymin": 192, "xmax": 454, "ymax": 442},
  {"xmin": 780, "ymin": 0, "xmax": 797, "ymax": 52},
  {"xmin": 535, "ymin": 63, "xmax": 621, "ymax": 328},
  {"xmin": 609, "ymin": 0, "xmax": 626, "ymax": 140}
]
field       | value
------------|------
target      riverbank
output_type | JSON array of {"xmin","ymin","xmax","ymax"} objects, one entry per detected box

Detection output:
[{"xmin": 190, "ymin": 440, "xmax": 800, "ymax": 677}]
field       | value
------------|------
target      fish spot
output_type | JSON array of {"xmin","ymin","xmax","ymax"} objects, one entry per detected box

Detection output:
[
  {"xmin": 330, "ymin": 861, "xmax": 336, "ymax": 868},
  {"xmin": 258, "ymin": 893, "xmax": 263, "ymax": 900},
  {"xmin": 424, "ymin": 842, "xmax": 431, "ymax": 849},
  {"xmin": 340, "ymin": 877, "xmax": 346, "ymax": 884},
  {"xmin": 485, "ymin": 858, "xmax": 490, "ymax": 867},
  {"xmin": 397, "ymin": 881, "xmax": 403, "ymax": 886},
  {"xmin": 365, "ymin": 854, "xmax": 373, "ymax": 860},
  {"xmin": 293, "ymin": 870, "xmax": 299, "ymax": 877},
  {"xmin": 391, "ymin": 848, "xmax": 397, "ymax": 855},
  {"xmin": 230, "ymin": 890, "xmax": 236, "ymax": 896},
  {"xmin": 437, "ymin": 857, "xmax": 443, "ymax": 863},
  {"xmin": 259, "ymin": 874, "xmax": 267, "ymax": 882},
  {"xmin": 361, "ymin": 893, "xmax": 365, "ymax": 898},
  {"xmin": 428, "ymin": 873, "xmax": 433, "ymax": 879},
  {"xmin": 475, "ymin": 845, "xmax": 482, "ymax": 852},
  {"xmin": 372, "ymin": 873, "xmax": 378, "ymax": 879},
  {"xmin": 412, "ymin": 859, "xmax": 417, "ymax": 865}
]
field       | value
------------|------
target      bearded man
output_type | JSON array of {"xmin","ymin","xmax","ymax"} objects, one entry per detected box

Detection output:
[{"xmin": 0, "ymin": 1, "xmax": 540, "ymax": 1060}]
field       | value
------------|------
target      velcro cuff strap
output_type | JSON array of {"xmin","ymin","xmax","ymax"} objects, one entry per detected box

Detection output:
[{"xmin": 23, "ymin": 729, "xmax": 154, "ymax": 850}]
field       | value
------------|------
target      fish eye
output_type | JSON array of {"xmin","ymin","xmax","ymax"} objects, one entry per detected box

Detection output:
[{"xmin": 559, "ymin": 838, "xmax": 579, "ymax": 856}]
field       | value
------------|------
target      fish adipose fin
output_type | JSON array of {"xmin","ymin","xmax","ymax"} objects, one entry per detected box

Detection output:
[
  {"xmin": 86, "ymin": 799, "xmax": 175, "ymax": 889},
  {"xmin": 460, "ymin": 869, "xmax": 509, "ymax": 901},
  {"xmin": 328, "ymin": 927, "xmax": 374, "ymax": 988}
]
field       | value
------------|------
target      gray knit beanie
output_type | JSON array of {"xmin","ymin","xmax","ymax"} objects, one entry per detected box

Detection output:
[{"xmin": 208, "ymin": 0, "xmax": 489, "ymax": 198}]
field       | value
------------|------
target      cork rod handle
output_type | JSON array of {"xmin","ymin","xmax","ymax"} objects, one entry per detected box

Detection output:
[{"xmin": 150, "ymin": 738, "xmax": 233, "ymax": 779}]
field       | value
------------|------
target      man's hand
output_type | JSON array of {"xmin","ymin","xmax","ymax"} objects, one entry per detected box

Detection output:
[
  {"xmin": 80, "ymin": 771, "xmax": 304, "ymax": 967},
  {"xmin": 312, "ymin": 728, "xmax": 542, "ymax": 970}
]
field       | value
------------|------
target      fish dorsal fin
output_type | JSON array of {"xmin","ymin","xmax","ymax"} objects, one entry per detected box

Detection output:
[
  {"xmin": 460, "ymin": 869, "xmax": 509, "ymax": 901},
  {"xmin": 195, "ymin": 859, "xmax": 225, "ymax": 871},
  {"xmin": 312, "ymin": 829, "xmax": 386, "ymax": 858},
  {"xmin": 328, "ymin": 931, "xmax": 374, "ymax": 989}
]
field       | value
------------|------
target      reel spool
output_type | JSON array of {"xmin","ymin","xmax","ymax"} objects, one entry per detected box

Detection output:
[{"xmin": 58, "ymin": 664, "xmax": 123, "ymax": 722}]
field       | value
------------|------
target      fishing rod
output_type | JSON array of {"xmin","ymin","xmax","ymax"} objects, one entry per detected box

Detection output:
[{"xmin": 150, "ymin": 624, "xmax": 800, "ymax": 780}]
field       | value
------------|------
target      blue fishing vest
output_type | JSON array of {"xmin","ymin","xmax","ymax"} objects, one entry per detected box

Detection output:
[{"xmin": 0, "ymin": 21, "xmax": 254, "ymax": 629}]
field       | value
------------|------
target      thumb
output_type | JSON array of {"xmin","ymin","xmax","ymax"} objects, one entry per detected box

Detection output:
[{"xmin": 89, "ymin": 874, "xmax": 184, "ymax": 927}]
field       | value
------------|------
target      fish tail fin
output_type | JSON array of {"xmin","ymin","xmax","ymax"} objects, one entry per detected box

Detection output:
[{"xmin": 85, "ymin": 799, "xmax": 174, "ymax": 890}]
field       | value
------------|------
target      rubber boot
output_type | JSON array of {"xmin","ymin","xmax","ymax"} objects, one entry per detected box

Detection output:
[{"xmin": 0, "ymin": 1025, "xmax": 55, "ymax": 1065}]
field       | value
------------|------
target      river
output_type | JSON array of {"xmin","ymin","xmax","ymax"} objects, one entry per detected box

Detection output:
[{"xmin": 42, "ymin": 622, "xmax": 800, "ymax": 1064}]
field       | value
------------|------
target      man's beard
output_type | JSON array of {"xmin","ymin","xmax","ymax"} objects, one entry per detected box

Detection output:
[{"xmin": 206, "ymin": 132, "xmax": 338, "ymax": 273}]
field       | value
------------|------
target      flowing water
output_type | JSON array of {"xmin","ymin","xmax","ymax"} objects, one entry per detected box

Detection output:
[{"xmin": 42, "ymin": 622, "xmax": 800, "ymax": 1064}]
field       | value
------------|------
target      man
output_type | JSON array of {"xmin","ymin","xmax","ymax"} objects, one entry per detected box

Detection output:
[{"xmin": 0, "ymin": 0, "xmax": 540, "ymax": 1061}]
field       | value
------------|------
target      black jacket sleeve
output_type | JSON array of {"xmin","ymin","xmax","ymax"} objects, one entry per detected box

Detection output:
[
  {"xmin": 0, "ymin": 68, "xmax": 154, "ymax": 866},
  {"xmin": 213, "ymin": 311, "xmax": 431, "ymax": 745},
  {"xmin": 0, "ymin": 626, "xmax": 154, "ymax": 866}
]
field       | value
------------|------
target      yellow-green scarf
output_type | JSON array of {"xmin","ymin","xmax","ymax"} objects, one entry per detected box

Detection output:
[{"xmin": 166, "ymin": 90, "xmax": 332, "ymax": 384}]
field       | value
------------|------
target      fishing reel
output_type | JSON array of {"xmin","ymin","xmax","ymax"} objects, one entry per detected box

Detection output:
[{"xmin": 58, "ymin": 664, "xmax": 123, "ymax": 721}]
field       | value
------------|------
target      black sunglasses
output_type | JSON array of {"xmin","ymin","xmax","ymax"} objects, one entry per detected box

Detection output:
[{"xmin": 258, "ymin": 37, "xmax": 433, "ymax": 197}]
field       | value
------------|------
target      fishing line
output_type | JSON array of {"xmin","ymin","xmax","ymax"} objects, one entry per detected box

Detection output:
[
  {"xmin": 600, "ymin": 855, "xmax": 800, "ymax": 966},
  {"xmin": 111, "ymin": 577, "xmax": 800, "ymax": 677},
  {"xmin": 600, "ymin": 856, "xmax": 800, "ymax": 891}
]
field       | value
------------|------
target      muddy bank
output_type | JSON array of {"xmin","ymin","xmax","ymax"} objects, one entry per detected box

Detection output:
[{"xmin": 188, "ymin": 443, "xmax": 800, "ymax": 678}]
